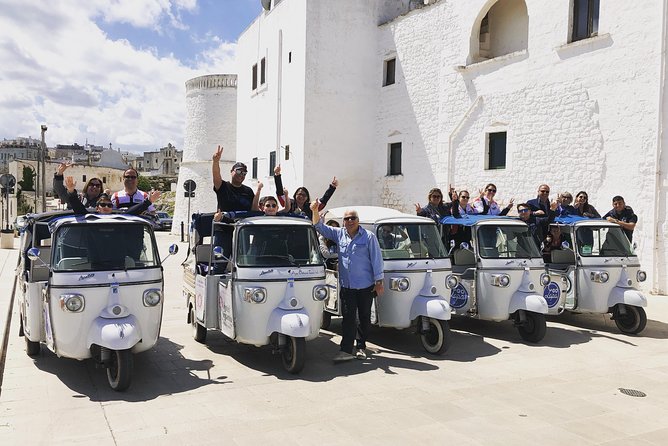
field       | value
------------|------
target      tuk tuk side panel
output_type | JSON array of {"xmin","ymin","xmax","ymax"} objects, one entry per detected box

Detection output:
[
  {"xmin": 20, "ymin": 281, "xmax": 46, "ymax": 342},
  {"xmin": 231, "ymin": 279, "xmax": 324, "ymax": 345},
  {"xmin": 218, "ymin": 279, "xmax": 235, "ymax": 338},
  {"xmin": 476, "ymin": 268, "xmax": 546, "ymax": 321},
  {"xmin": 47, "ymin": 276, "xmax": 164, "ymax": 359},
  {"xmin": 324, "ymin": 269, "xmax": 340, "ymax": 315},
  {"xmin": 574, "ymin": 267, "xmax": 614, "ymax": 313}
]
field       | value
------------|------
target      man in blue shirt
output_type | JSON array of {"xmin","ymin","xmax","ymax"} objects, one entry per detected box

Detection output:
[{"xmin": 311, "ymin": 201, "xmax": 384, "ymax": 362}]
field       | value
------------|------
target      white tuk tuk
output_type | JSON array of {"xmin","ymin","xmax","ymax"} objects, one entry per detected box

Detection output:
[
  {"xmin": 17, "ymin": 212, "xmax": 176, "ymax": 391},
  {"xmin": 440, "ymin": 215, "xmax": 554, "ymax": 342},
  {"xmin": 183, "ymin": 212, "xmax": 327, "ymax": 374},
  {"xmin": 321, "ymin": 206, "xmax": 455, "ymax": 354},
  {"xmin": 544, "ymin": 216, "xmax": 648, "ymax": 334}
]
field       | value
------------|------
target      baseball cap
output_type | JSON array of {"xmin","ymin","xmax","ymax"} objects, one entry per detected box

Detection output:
[{"xmin": 232, "ymin": 162, "xmax": 247, "ymax": 171}]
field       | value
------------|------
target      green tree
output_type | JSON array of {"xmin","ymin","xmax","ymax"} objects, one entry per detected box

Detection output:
[{"xmin": 17, "ymin": 166, "xmax": 35, "ymax": 191}]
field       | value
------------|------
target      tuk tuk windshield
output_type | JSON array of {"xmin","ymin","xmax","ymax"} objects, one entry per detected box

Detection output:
[
  {"xmin": 53, "ymin": 223, "xmax": 159, "ymax": 271},
  {"xmin": 376, "ymin": 223, "xmax": 447, "ymax": 259},
  {"xmin": 576, "ymin": 226, "xmax": 633, "ymax": 257},
  {"xmin": 236, "ymin": 225, "xmax": 322, "ymax": 267},
  {"xmin": 477, "ymin": 225, "xmax": 541, "ymax": 259}
]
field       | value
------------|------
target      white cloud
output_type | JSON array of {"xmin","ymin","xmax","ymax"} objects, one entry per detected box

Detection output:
[{"xmin": 0, "ymin": 0, "xmax": 239, "ymax": 153}]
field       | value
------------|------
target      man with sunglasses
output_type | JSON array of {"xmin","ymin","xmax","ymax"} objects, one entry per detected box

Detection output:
[
  {"xmin": 517, "ymin": 202, "xmax": 556, "ymax": 246},
  {"xmin": 212, "ymin": 145, "xmax": 256, "ymax": 212},
  {"xmin": 311, "ymin": 201, "xmax": 384, "ymax": 362},
  {"xmin": 527, "ymin": 184, "xmax": 553, "ymax": 217},
  {"xmin": 111, "ymin": 167, "xmax": 156, "ymax": 214}
]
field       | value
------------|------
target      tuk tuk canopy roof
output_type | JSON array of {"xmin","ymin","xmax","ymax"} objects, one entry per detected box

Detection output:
[
  {"xmin": 324, "ymin": 206, "xmax": 433, "ymax": 225},
  {"xmin": 440, "ymin": 214, "xmax": 524, "ymax": 226},
  {"xmin": 553, "ymin": 215, "xmax": 613, "ymax": 226},
  {"xmin": 48, "ymin": 213, "xmax": 154, "ymax": 233}
]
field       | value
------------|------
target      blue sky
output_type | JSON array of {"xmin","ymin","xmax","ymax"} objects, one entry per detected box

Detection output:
[{"xmin": 0, "ymin": 0, "xmax": 261, "ymax": 153}]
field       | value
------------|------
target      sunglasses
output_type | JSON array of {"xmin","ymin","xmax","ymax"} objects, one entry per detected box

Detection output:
[
  {"xmin": 518, "ymin": 208, "xmax": 530, "ymax": 213},
  {"xmin": 264, "ymin": 203, "xmax": 277, "ymax": 208},
  {"xmin": 539, "ymin": 190, "xmax": 550, "ymax": 194},
  {"xmin": 234, "ymin": 169, "xmax": 247, "ymax": 175},
  {"xmin": 343, "ymin": 216, "xmax": 358, "ymax": 221},
  {"xmin": 124, "ymin": 175, "xmax": 137, "ymax": 179},
  {"xmin": 486, "ymin": 188, "xmax": 497, "ymax": 193},
  {"xmin": 98, "ymin": 202, "xmax": 113, "ymax": 208},
  {"xmin": 430, "ymin": 195, "xmax": 442, "ymax": 199},
  {"xmin": 460, "ymin": 195, "xmax": 470, "ymax": 199}
]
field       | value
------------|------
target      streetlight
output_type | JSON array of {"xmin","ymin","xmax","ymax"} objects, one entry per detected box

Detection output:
[{"xmin": 40, "ymin": 125, "xmax": 47, "ymax": 212}]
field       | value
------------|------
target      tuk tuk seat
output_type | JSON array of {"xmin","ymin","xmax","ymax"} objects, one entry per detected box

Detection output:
[
  {"xmin": 453, "ymin": 248, "xmax": 475, "ymax": 266},
  {"xmin": 31, "ymin": 247, "xmax": 51, "ymax": 282},
  {"xmin": 550, "ymin": 249, "xmax": 575, "ymax": 265}
]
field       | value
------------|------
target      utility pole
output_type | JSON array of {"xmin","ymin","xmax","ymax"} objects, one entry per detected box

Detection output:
[{"xmin": 40, "ymin": 125, "xmax": 47, "ymax": 212}]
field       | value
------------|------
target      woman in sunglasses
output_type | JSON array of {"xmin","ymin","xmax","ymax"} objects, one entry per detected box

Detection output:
[
  {"xmin": 53, "ymin": 162, "xmax": 106, "ymax": 209},
  {"xmin": 415, "ymin": 187, "xmax": 457, "ymax": 222},
  {"xmin": 473, "ymin": 183, "xmax": 514, "ymax": 215},
  {"xmin": 573, "ymin": 190, "xmax": 600, "ymax": 218},
  {"xmin": 64, "ymin": 176, "xmax": 159, "ymax": 216}
]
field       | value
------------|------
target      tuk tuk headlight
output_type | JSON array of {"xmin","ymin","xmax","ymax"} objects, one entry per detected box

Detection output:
[
  {"xmin": 313, "ymin": 285, "xmax": 328, "ymax": 301},
  {"xmin": 637, "ymin": 270, "xmax": 647, "ymax": 282},
  {"xmin": 446, "ymin": 275, "xmax": 459, "ymax": 289},
  {"xmin": 491, "ymin": 274, "xmax": 511, "ymax": 287},
  {"xmin": 143, "ymin": 289, "xmax": 162, "ymax": 307},
  {"xmin": 244, "ymin": 287, "xmax": 267, "ymax": 303},
  {"xmin": 390, "ymin": 277, "xmax": 410, "ymax": 292},
  {"xmin": 540, "ymin": 273, "xmax": 551, "ymax": 287},
  {"xmin": 590, "ymin": 271, "xmax": 609, "ymax": 283},
  {"xmin": 60, "ymin": 294, "xmax": 84, "ymax": 313}
]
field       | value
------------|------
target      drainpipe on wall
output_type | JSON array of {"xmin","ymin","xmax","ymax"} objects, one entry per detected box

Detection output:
[
  {"xmin": 652, "ymin": 0, "xmax": 668, "ymax": 293},
  {"xmin": 447, "ymin": 96, "xmax": 483, "ymax": 187},
  {"xmin": 276, "ymin": 29, "xmax": 283, "ymax": 166}
]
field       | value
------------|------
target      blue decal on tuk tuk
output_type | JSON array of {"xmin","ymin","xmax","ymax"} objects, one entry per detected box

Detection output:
[
  {"xmin": 450, "ymin": 284, "xmax": 469, "ymax": 309},
  {"xmin": 543, "ymin": 282, "xmax": 561, "ymax": 308}
]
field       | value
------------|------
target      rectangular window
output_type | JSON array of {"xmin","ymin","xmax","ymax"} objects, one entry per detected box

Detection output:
[
  {"xmin": 487, "ymin": 132, "xmax": 507, "ymax": 170},
  {"xmin": 572, "ymin": 0, "xmax": 599, "ymax": 42},
  {"xmin": 103, "ymin": 176, "xmax": 107, "ymax": 183},
  {"xmin": 383, "ymin": 58, "xmax": 396, "ymax": 87},
  {"xmin": 252, "ymin": 64, "xmax": 258, "ymax": 90},
  {"xmin": 83, "ymin": 175, "xmax": 87, "ymax": 182},
  {"xmin": 388, "ymin": 142, "xmax": 402, "ymax": 175},
  {"xmin": 269, "ymin": 151, "xmax": 276, "ymax": 176},
  {"xmin": 260, "ymin": 57, "xmax": 266, "ymax": 85},
  {"xmin": 284, "ymin": 145, "xmax": 289, "ymax": 160},
  {"xmin": 252, "ymin": 157, "xmax": 258, "ymax": 179},
  {"xmin": 288, "ymin": 52, "xmax": 292, "ymax": 63}
]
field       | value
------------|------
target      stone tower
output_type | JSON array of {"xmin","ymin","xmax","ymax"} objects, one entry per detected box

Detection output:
[{"xmin": 172, "ymin": 74, "xmax": 238, "ymax": 235}]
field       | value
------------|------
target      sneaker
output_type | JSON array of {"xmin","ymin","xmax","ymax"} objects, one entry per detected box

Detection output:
[
  {"xmin": 355, "ymin": 349, "xmax": 367, "ymax": 360},
  {"xmin": 333, "ymin": 351, "xmax": 355, "ymax": 363}
]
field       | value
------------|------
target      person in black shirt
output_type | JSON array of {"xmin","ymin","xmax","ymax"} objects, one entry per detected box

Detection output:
[
  {"xmin": 212, "ymin": 145, "xmax": 257, "ymax": 212},
  {"xmin": 603, "ymin": 195, "xmax": 638, "ymax": 242}
]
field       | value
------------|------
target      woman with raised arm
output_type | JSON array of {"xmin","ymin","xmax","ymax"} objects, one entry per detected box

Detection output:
[
  {"xmin": 472, "ymin": 183, "xmax": 514, "ymax": 216},
  {"xmin": 64, "ymin": 176, "xmax": 159, "ymax": 216},
  {"xmin": 273, "ymin": 164, "xmax": 337, "ymax": 218},
  {"xmin": 54, "ymin": 162, "xmax": 105, "ymax": 209}
]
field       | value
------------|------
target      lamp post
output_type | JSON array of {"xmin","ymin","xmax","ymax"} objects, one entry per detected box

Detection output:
[{"xmin": 40, "ymin": 125, "xmax": 47, "ymax": 212}]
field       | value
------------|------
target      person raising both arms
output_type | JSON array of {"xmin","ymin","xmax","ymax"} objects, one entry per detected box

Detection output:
[
  {"xmin": 64, "ymin": 176, "xmax": 159, "ymax": 216},
  {"xmin": 473, "ymin": 183, "xmax": 514, "ymax": 215},
  {"xmin": 53, "ymin": 162, "xmax": 106, "ymax": 209},
  {"xmin": 273, "ymin": 164, "xmax": 337, "ymax": 218}
]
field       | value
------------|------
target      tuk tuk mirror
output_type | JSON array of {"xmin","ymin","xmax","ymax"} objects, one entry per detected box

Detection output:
[
  {"xmin": 213, "ymin": 245, "xmax": 225, "ymax": 260},
  {"xmin": 27, "ymin": 247, "xmax": 41, "ymax": 261},
  {"xmin": 449, "ymin": 240, "xmax": 455, "ymax": 248},
  {"xmin": 460, "ymin": 242, "xmax": 470, "ymax": 251},
  {"xmin": 168, "ymin": 244, "xmax": 179, "ymax": 255},
  {"xmin": 561, "ymin": 241, "xmax": 570, "ymax": 249}
]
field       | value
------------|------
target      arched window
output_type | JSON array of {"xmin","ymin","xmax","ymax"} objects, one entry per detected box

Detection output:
[{"xmin": 470, "ymin": 0, "xmax": 528, "ymax": 63}]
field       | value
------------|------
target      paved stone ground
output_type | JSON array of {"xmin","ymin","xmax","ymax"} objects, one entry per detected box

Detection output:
[{"xmin": 1, "ymin": 232, "xmax": 668, "ymax": 445}]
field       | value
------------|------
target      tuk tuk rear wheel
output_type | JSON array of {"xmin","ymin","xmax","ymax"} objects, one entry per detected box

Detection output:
[
  {"xmin": 420, "ymin": 317, "xmax": 451, "ymax": 355},
  {"xmin": 282, "ymin": 336, "xmax": 306, "ymax": 374},
  {"xmin": 614, "ymin": 305, "xmax": 647, "ymax": 335},
  {"xmin": 25, "ymin": 336, "xmax": 40, "ymax": 357},
  {"xmin": 107, "ymin": 349, "xmax": 133, "ymax": 392},
  {"xmin": 190, "ymin": 306, "xmax": 207, "ymax": 343},
  {"xmin": 517, "ymin": 312, "xmax": 547, "ymax": 343},
  {"xmin": 320, "ymin": 311, "xmax": 332, "ymax": 330}
]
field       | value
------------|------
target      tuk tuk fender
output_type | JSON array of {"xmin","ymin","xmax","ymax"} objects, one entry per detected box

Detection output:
[
  {"xmin": 607, "ymin": 287, "xmax": 647, "ymax": 310},
  {"xmin": 409, "ymin": 296, "xmax": 452, "ymax": 321},
  {"xmin": 86, "ymin": 315, "xmax": 142, "ymax": 351},
  {"xmin": 509, "ymin": 292, "xmax": 549, "ymax": 315},
  {"xmin": 266, "ymin": 309, "xmax": 311, "ymax": 338}
]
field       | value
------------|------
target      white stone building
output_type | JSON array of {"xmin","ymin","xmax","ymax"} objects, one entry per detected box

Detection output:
[{"xmin": 176, "ymin": 0, "xmax": 668, "ymax": 293}]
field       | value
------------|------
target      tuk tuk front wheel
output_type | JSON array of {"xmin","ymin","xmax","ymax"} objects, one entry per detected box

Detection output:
[
  {"xmin": 190, "ymin": 306, "xmax": 207, "ymax": 343},
  {"xmin": 419, "ymin": 317, "xmax": 451, "ymax": 355},
  {"xmin": 613, "ymin": 305, "xmax": 647, "ymax": 335},
  {"xmin": 25, "ymin": 336, "xmax": 40, "ymax": 357},
  {"xmin": 107, "ymin": 349, "xmax": 133, "ymax": 392},
  {"xmin": 321, "ymin": 311, "xmax": 332, "ymax": 330},
  {"xmin": 517, "ymin": 312, "xmax": 547, "ymax": 343},
  {"xmin": 281, "ymin": 336, "xmax": 306, "ymax": 374}
]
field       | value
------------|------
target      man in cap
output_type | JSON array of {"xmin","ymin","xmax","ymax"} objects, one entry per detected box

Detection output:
[{"xmin": 212, "ymin": 145, "xmax": 256, "ymax": 212}]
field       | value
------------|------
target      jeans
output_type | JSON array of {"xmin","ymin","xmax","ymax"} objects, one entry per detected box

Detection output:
[{"xmin": 340, "ymin": 285, "xmax": 375, "ymax": 354}]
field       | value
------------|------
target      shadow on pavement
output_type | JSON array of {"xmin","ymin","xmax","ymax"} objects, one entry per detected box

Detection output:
[
  {"xmin": 32, "ymin": 336, "xmax": 222, "ymax": 402},
  {"xmin": 201, "ymin": 327, "xmax": 438, "ymax": 382},
  {"xmin": 547, "ymin": 311, "xmax": 668, "ymax": 340}
]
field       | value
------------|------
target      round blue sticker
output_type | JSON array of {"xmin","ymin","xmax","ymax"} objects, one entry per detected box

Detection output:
[
  {"xmin": 543, "ymin": 282, "xmax": 561, "ymax": 308},
  {"xmin": 450, "ymin": 284, "xmax": 469, "ymax": 309}
]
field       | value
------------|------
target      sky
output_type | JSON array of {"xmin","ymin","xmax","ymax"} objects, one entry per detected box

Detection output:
[{"xmin": 0, "ymin": 0, "xmax": 261, "ymax": 153}]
